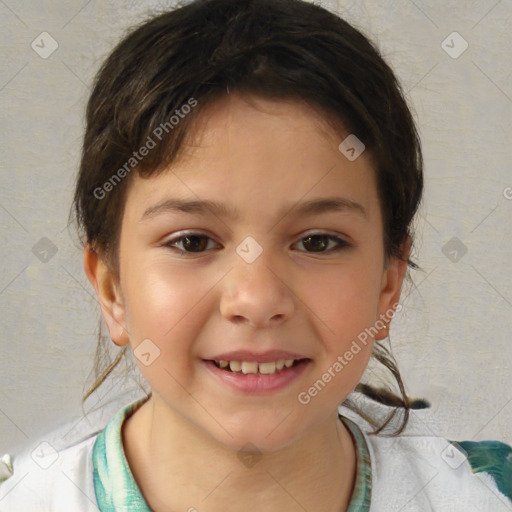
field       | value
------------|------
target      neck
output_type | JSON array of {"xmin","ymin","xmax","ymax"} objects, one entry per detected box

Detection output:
[{"xmin": 122, "ymin": 395, "xmax": 357, "ymax": 512}]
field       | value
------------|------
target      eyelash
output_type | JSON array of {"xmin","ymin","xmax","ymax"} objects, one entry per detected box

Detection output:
[{"xmin": 164, "ymin": 231, "xmax": 351, "ymax": 255}]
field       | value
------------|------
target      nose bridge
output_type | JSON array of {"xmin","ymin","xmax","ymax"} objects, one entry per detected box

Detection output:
[{"xmin": 219, "ymin": 240, "xmax": 295, "ymax": 326}]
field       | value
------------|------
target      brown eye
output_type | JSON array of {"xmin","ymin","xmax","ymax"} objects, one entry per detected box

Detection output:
[
  {"xmin": 303, "ymin": 235, "xmax": 329, "ymax": 252},
  {"xmin": 295, "ymin": 234, "xmax": 350, "ymax": 253},
  {"xmin": 181, "ymin": 235, "xmax": 208, "ymax": 252},
  {"xmin": 166, "ymin": 233, "xmax": 218, "ymax": 253}
]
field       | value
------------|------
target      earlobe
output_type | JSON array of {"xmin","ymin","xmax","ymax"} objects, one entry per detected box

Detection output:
[
  {"xmin": 375, "ymin": 237, "xmax": 411, "ymax": 340},
  {"xmin": 83, "ymin": 245, "xmax": 130, "ymax": 347}
]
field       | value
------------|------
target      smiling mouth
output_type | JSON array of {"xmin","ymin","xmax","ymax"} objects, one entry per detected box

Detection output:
[{"xmin": 208, "ymin": 358, "xmax": 309, "ymax": 376}]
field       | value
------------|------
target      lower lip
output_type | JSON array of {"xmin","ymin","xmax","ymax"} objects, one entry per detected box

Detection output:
[{"xmin": 203, "ymin": 359, "xmax": 311, "ymax": 394}]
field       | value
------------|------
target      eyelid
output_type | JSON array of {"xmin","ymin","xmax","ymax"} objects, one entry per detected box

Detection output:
[
  {"xmin": 297, "ymin": 228, "xmax": 352, "ymax": 243},
  {"xmin": 298, "ymin": 228, "xmax": 350, "ymax": 240},
  {"xmin": 166, "ymin": 229, "xmax": 214, "ymax": 240}
]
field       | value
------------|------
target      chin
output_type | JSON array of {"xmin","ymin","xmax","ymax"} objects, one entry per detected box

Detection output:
[{"xmin": 206, "ymin": 413, "xmax": 312, "ymax": 454}]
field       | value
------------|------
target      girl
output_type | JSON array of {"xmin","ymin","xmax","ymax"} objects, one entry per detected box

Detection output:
[{"xmin": 1, "ymin": 0, "xmax": 510, "ymax": 510}]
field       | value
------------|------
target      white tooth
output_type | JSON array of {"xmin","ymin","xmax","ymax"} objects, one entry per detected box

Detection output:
[
  {"xmin": 259, "ymin": 361, "xmax": 277, "ymax": 374},
  {"xmin": 229, "ymin": 361, "xmax": 242, "ymax": 372},
  {"xmin": 284, "ymin": 359, "xmax": 294, "ymax": 368},
  {"xmin": 241, "ymin": 361, "xmax": 258, "ymax": 374},
  {"xmin": 218, "ymin": 360, "xmax": 228, "ymax": 368},
  {"xmin": 276, "ymin": 359, "xmax": 285, "ymax": 370}
]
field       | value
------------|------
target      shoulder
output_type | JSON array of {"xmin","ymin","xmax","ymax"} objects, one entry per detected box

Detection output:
[
  {"xmin": 0, "ymin": 432, "xmax": 100, "ymax": 511},
  {"xmin": 0, "ymin": 392, "xmax": 148, "ymax": 511},
  {"xmin": 365, "ymin": 431, "xmax": 512, "ymax": 511},
  {"xmin": 340, "ymin": 400, "xmax": 512, "ymax": 511}
]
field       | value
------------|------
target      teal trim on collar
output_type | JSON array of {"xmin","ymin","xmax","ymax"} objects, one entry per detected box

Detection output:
[
  {"xmin": 340, "ymin": 415, "xmax": 372, "ymax": 512},
  {"xmin": 92, "ymin": 397, "xmax": 152, "ymax": 512}
]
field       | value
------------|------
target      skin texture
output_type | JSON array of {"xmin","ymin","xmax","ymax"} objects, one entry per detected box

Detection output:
[{"xmin": 84, "ymin": 94, "xmax": 409, "ymax": 512}]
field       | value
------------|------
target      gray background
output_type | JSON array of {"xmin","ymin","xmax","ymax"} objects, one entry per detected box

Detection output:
[{"xmin": 0, "ymin": 0, "xmax": 511, "ymax": 457}]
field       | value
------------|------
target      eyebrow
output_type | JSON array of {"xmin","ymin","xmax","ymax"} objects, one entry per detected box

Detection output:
[{"xmin": 141, "ymin": 196, "xmax": 367, "ymax": 221}]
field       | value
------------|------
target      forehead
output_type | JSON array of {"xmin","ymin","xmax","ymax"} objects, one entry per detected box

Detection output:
[
  {"xmin": 123, "ymin": 94, "xmax": 380, "ymax": 224},
  {"xmin": 182, "ymin": 93, "xmax": 347, "ymax": 153}
]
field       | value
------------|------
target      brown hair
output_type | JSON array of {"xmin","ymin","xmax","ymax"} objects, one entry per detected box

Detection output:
[{"xmin": 73, "ymin": 0, "xmax": 427, "ymax": 435}]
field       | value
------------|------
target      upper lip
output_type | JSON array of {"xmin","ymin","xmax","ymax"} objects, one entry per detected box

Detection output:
[{"xmin": 206, "ymin": 350, "xmax": 309, "ymax": 363}]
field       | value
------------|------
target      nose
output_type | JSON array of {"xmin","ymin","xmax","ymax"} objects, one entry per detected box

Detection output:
[{"xmin": 219, "ymin": 249, "xmax": 296, "ymax": 328}]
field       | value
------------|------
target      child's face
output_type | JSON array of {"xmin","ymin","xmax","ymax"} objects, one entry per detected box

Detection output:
[{"xmin": 90, "ymin": 94, "xmax": 406, "ymax": 451}]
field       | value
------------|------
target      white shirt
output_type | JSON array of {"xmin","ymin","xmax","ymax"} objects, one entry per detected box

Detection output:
[{"xmin": 1, "ymin": 394, "xmax": 511, "ymax": 511}]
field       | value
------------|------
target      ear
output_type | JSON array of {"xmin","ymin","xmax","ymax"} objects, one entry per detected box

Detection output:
[
  {"xmin": 375, "ymin": 237, "xmax": 411, "ymax": 340},
  {"xmin": 83, "ymin": 245, "xmax": 130, "ymax": 347}
]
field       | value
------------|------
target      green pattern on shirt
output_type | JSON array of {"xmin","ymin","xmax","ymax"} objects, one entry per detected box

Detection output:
[{"xmin": 457, "ymin": 439, "xmax": 512, "ymax": 501}]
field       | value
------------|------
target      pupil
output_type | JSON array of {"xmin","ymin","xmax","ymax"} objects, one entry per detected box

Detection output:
[
  {"xmin": 184, "ymin": 236, "xmax": 207, "ymax": 252},
  {"xmin": 304, "ymin": 235, "xmax": 328, "ymax": 252}
]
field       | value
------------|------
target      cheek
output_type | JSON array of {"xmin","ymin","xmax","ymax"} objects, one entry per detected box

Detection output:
[
  {"xmin": 302, "ymin": 263, "xmax": 382, "ymax": 340},
  {"xmin": 121, "ymin": 259, "xmax": 213, "ymax": 352},
  {"xmin": 298, "ymin": 262, "xmax": 381, "ymax": 400},
  {"xmin": 121, "ymin": 261, "xmax": 218, "ymax": 394}
]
